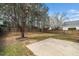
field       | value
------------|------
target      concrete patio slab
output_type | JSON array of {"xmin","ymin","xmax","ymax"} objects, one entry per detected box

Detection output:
[{"xmin": 26, "ymin": 38, "xmax": 79, "ymax": 56}]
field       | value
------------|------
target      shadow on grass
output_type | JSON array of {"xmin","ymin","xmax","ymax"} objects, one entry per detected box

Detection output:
[
  {"xmin": 16, "ymin": 37, "xmax": 28, "ymax": 41},
  {"xmin": 0, "ymin": 31, "xmax": 7, "ymax": 55},
  {"xmin": 0, "ymin": 32, "xmax": 35, "ymax": 56}
]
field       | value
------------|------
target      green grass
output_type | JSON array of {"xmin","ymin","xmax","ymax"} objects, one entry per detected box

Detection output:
[
  {"xmin": 0, "ymin": 32, "xmax": 78, "ymax": 56},
  {"xmin": 29, "ymin": 33, "xmax": 77, "ymax": 42},
  {"xmin": 51, "ymin": 34, "xmax": 75, "ymax": 41},
  {"xmin": 0, "ymin": 42, "xmax": 34, "ymax": 56}
]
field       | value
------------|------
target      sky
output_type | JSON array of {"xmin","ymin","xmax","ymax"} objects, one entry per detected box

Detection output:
[{"xmin": 46, "ymin": 3, "xmax": 79, "ymax": 21}]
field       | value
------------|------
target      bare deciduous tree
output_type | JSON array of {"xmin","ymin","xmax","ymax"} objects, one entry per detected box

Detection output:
[{"xmin": 0, "ymin": 3, "xmax": 49, "ymax": 38}]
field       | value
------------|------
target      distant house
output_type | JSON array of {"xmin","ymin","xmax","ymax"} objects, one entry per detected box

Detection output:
[
  {"xmin": 0, "ymin": 18, "xmax": 4, "ymax": 34},
  {"xmin": 0, "ymin": 18, "xmax": 4, "ymax": 25},
  {"xmin": 62, "ymin": 20, "xmax": 79, "ymax": 30},
  {"xmin": 0, "ymin": 18, "xmax": 8, "ymax": 32}
]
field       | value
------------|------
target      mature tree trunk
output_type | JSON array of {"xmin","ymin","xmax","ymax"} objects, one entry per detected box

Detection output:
[
  {"xmin": 21, "ymin": 26, "xmax": 25, "ymax": 38},
  {"xmin": 19, "ymin": 25, "xmax": 25, "ymax": 38},
  {"xmin": 21, "ymin": 20, "xmax": 26, "ymax": 38},
  {"xmin": 18, "ymin": 21, "xmax": 25, "ymax": 38}
]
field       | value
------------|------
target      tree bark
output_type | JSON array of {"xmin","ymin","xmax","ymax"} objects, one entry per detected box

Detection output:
[
  {"xmin": 21, "ymin": 26, "xmax": 25, "ymax": 38},
  {"xmin": 19, "ymin": 24, "xmax": 25, "ymax": 38}
]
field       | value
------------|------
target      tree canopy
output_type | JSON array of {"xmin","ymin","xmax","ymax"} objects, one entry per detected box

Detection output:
[{"xmin": 0, "ymin": 3, "xmax": 49, "ymax": 38}]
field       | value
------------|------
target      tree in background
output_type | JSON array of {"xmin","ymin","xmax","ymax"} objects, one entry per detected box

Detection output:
[
  {"xmin": 0, "ymin": 3, "xmax": 49, "ymax": 38},
  {"xmin": 49, "ymin": 12, "xmax": 68, "ymax": 30}
]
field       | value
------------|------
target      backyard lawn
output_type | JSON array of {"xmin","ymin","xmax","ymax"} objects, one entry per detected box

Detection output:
[{"xmin": 0, "ymin": 31, "xmax": 79, "ymax": 56}]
